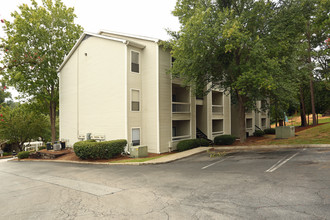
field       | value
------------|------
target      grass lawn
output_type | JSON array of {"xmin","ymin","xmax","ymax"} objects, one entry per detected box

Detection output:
[{"xmin": 268, "ymin": 122, "xmax": 330, "ymax": 145}]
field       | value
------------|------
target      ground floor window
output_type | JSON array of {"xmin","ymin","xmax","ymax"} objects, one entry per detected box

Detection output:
[{"xmin": 132, "ymin": 128, "xmax": 140, "ymax": 146}]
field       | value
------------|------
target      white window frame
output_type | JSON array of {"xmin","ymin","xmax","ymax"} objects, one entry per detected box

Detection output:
[
  {"xmin": 130, "ymin": 50, "xmax": 140, "ymax": 74},
  {"xmin": 130, "ymin": 88, "xmax": 141, "ymax": 112},
  {"xmin": 131, "ymin": 127, "xmax": 141, "ymax": 146}
]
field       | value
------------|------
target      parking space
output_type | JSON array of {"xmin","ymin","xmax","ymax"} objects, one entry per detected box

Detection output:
[
  {"xmin": 1, "ymin": 147, "xmax": 329, "ymax": 219},
  {"xmin": 175, "ymin": 147, "xmax": 330, "ymax": 175}
]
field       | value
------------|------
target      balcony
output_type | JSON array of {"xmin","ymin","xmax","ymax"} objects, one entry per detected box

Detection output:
[
  {"xmin": 212, "ymin": 119, "xmax": 224, "ymax": 136},
  {"xmin": 172, "ymin": 120, "xmax": 191, "ymax": 141},
  {"xmin": 212, "ymin": 105, "xmax": 224, "ymax": 115},
  {"xmin": 172, "ymin": 102, "xmax": 190, "ymax": 113},
  {"xmin": 172, "ymin": 83, "xmax": 190, "ymax": 114}
]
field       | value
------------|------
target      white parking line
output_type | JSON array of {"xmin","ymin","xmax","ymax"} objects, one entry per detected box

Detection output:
[
  {"xmin": 201, "ymin": 156, "xmax": 233, "ymax": 170},
  {"xmin": 265, "ymin": 149, "xmax": 305, "ymax": 173}
]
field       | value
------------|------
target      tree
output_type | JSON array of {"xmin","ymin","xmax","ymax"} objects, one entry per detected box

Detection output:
[
  {"xmin": 168, "ymin": 0, "xmax": 293, "ymax": 142},
  {"xmin": 0, "ymin": 0, "xmax": 83, "ymax": 143},
  {"xmin": 0, "ymin": 104, "xmax": 49, "ymax": 151}
]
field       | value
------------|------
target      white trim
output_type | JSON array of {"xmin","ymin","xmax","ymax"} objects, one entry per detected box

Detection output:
[
  {"xmin": 131, "ymin": 127, "xmax": 141, "ymax": 146},
  {"xmin": 130, "ymin": 50, "xmax": 141, "ymax": 74},
  {"xmin": 124, "ymin": 45, "xmax": 128, "ymax": 140},
  {"xmin": 130, "ymin": 88, "xmax": 141, "ymax": 112},
  {"xmin": 99, "ymin": 29, "xmax": 160, "ymax": 43},
  {"xmin": 156, "ymin": 45, "xmax": 160, "ymax": 154}
]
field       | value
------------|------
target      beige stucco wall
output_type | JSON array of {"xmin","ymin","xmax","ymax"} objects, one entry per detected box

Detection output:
[
  {"xmin": 59, "ymin": 48, "xmax": 78, "ymax": 147},
  {"xmin": 158, "ymin": 47, "xmax": 172, "ymax": 153},
  {"xmin": 59, "ymin": 36, "xmax": 126, "ymax": 146}
]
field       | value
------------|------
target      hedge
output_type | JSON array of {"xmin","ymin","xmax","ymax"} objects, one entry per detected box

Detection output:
[
  {"xmin": 253, "ymin": 130, "xmax": 265, "ymax": 137},
  {"xmin": 17, "ymin": 151, "xmax": 30, "ymax": 159},
  {"xmin": 74, "ymin": 139, "xmax": 127, "ymax": 160},
  {"xmin": 264, "ymin": 128, "xmax": 275, "ymax": 134},
  {"xmin": 214, "ymin": 135, "xmax": 236, "ymax": 145},
  {"xmin": 198, "ymin": 138, "xmax": 210, "ymax": 146},
  {"xmin": 176, "ymin": 139, "xmax": 200, "ymax": 152}
]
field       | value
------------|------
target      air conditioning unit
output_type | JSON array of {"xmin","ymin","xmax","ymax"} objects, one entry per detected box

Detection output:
[
  {"xmin": 130, "ymin": 146, "xmax": 148, "ymax": 158},
  {"xmin": 78, "ymin": 134, "xmax": 85, "ymax": 140},
  {"xmin": 91, "ymin": 135, "xmax": 105, "ymax": 140}
]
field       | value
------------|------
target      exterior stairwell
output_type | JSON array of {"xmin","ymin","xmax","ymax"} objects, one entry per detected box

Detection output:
[{"xmin": 196, "ymin": 128, "xmax": 213, "ymax": 145}]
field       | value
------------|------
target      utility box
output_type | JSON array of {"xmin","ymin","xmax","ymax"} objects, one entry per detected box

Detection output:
[
  {"xmin": 276, "ymin": 126, "xmax": 295, "ymax": 139},
  {"xmin": 130, "ymin": 146, "xmax": 148, "ymax": 158}
]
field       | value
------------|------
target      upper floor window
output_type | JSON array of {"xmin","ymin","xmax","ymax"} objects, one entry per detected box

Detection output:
[
  {"xmin": 131, "ymin": 51, "xmax": 140, "ymax": 73},
  {"xmin": 131, "ymin": 89, "xmax": 140, "ymax": 111}
]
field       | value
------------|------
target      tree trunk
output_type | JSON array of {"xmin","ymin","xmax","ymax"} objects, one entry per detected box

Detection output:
[
  {"xmin": 237, "ymin": 93, "xmax": 246, "ymax": 143},
  {"xmin": 49, "ymin": 100, "xmax": 57, "ymax": 143},
  {"xmin": 299, "ymin": 87, "xmax": 307, "ymax": 127},
  {"xmin": 306, "ymin": 21, "xmax": 317, "ymax": 126}
]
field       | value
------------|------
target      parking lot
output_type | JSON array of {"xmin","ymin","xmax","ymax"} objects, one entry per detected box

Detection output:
[{"xmin": 0, "ymin": 147, "xmax": 329, "ymax": 219}]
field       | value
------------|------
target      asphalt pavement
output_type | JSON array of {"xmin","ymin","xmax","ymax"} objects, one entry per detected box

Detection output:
[{"xmin": 0, "ymin": 147, "xmax": 329, "ymax": 219}]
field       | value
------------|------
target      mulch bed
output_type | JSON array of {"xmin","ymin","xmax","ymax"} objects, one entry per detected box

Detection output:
[{"xmin": 24, "ymin": 148, "xmax": 174, "ymax": 163}]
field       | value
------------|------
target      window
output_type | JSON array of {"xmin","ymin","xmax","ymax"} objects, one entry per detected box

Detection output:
[
  {"xmin": 131, "ymin": 89, "xmax": 140, "ymax": 111},
  {"xmin": 131, "ymin": 51, "xmax": 139, "ymax": 73},
  {"xmin": 262, "ymin": 118, "xmax": 266, "ymax": 127},
  {"xmin": 132, "ymin": 128, "xmax": 140, "ymax": 146},
  {"xmin": 246, "ymin": 118, "xmax": 253, "ymax": 129}
]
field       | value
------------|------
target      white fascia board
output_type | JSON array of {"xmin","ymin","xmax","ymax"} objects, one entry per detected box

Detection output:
[
  {"xmin": 57, "ymin": 32, "xmax": 128, "ymax": 72},
  {"xmin": 99, "ymin": 29, "xmax": 160, "ymax": 43}
]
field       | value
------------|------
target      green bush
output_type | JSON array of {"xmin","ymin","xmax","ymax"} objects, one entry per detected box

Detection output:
[
  {"xmin": 176, "ymin": 139, "xmax": 200, "ymax": 152},
  {"xmin": 74, "ymin": 139, "xmax": 127, "ymax": 160},
  {"xmin": 17, "ymin": 151, "xmax": 30, "ymax": 159},
  {"xmin": 198, "ymin": 138, "xmax": 210, "ymax": 146},
  {"xmin": 264, "ymin": 128, "xmax": 275, "ymax": 134},
  {"xmin": 38, "ymin": 146, "xmax": 46, "ymax": 151},
  {"xmin": 214, "ymin": 135, "xmax": 236, "ymax": 145},
  {"xmin": 253, "ymin": 130, "xmax": 265, "ymax": 137},
  {"xmin": 3, "ymin": 152, "xmax": 12, "ymax": 156}
]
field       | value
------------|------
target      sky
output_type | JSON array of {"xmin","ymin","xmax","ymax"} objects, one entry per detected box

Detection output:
[{"xmin": 0, "ymin": 0, "xmax": 181, "ymax": 99}]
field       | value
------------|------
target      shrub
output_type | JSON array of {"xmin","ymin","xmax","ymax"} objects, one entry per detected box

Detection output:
[
  {"xmin": 38, "ymin": 146, "xmax": 46, "ymax": 151},
  {"xmin": 253, "ymin": 130, "xmax": 265, "ymax": 137},
  {"xmin": 264, "ymin": 128, "xmax": 275, "ymax": 134},
  {"xmin": 3, "ymin": 152, "xmax": 12, "ymax": 156},
  {"xmin": 17, "ymin": 151, "xmax": 30, "ymax": 159},
  {"xmin": 74, "ymin": 139, "xmax": 127, "ymax": 160},
  {"xmin": 176, "ymin": 139, "xmax": 201, "ymax": 152},
  {"xmin": 198, "ymin": 138, "xmax": 210, "ymax": 146},
  {"xmin": 214, "ymin": 135, "xmax": 236, "ymax": 145}
]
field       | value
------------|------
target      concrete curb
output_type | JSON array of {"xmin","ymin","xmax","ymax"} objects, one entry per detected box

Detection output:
[
  {"xmin": 213, "ymin": 144, "xmax": 330, "ymax": 151},
  {"xmin": 12, "ymin": 147, "xmax": 213, "ymax": 166},
  {"xmin": 9, "ymin": 144, "xmax": 330, "ymax": 166}
]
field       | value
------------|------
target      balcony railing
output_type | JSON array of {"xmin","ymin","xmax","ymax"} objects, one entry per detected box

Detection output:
[
  {"xmin": 212, "ymin": 105, "xmax": 223, "ymax": 114},
  {"xmin": 172, "ymin": 135, "xmax": 191, "ymax": 141},
  {"xmin": 212, "ymin": 131, "xmax": 224, "ymax": 136},
  {"xmin": 172, "ymin": 102, "xmax": 190, "ymax": 113}
]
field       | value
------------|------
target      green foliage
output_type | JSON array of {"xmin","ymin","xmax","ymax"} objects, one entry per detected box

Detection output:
[
  {"xmin": 74, "ymin": 139, "xmax": 127, "ymax": 160},
  {"xmin": 2, "ymin": 152, "xmax": 12, "ymax": 156},
  {"xmin": 38, "ymin": 146, "xmax": 46, "ymax": 151},
  {"xmin": 0, "ymin": 104, "xmax": 49, "ymax": 151},
  {"xmin": 17, "ymin": 151, "xmax": 30, "ymax": 159},
  {"xmin": 253, "ymin": 130, "xmax": 265, "ymax": 137},
  {"xmin": 264, "ymin": 128, "xmax": 275, "ymax": 134},
  {"xmin": 198, "ymin": 138, "xmax": 210, "ymax": 146},
  {"xmin": 0, "ymin": 0, "xmax": 83, "ymax": 142},
  {"xmin": 176, "ymin": 139, "xmax": 200, "ymax": 152},
  {"xmin": 214, "ymin": 135, "xmax": 236, "ymax": 145}
]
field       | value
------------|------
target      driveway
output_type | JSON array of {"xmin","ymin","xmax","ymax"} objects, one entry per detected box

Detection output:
[{"xmin": 0, "ymin": 147, "xmax": 329, "ymax": 219}]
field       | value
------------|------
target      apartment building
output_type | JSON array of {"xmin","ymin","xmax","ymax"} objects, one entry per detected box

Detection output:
[
  {"xmin": 58, "ymin": 31, "xmax": 231, "ymax": 153},
  {"xmin": 231, "ymin": 100, "xmax": 271, "ymax": 137}
]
